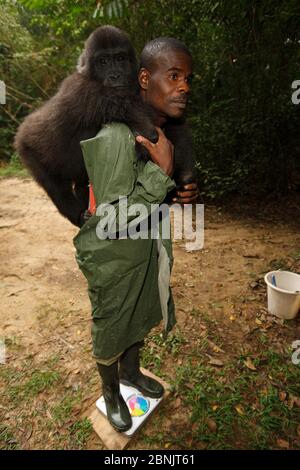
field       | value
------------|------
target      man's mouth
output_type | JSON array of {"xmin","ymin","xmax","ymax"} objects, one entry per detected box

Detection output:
[{"xmin": 172, "ymin": 100, "xmax": 187, "ymax": 108}]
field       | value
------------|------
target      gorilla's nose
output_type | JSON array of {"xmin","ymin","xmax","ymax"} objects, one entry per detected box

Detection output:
[{"xmin": 110, "ymin": 74, "xmax": 121, "ymax": 80}]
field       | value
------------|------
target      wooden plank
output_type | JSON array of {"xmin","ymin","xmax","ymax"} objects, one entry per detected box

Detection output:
[{"xmin": 89, "ymin": 368, "xmax": 171, "ymax": 450}]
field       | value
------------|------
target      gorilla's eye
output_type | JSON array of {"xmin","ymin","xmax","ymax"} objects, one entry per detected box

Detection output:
[
  {"xmin": 117, "ymin": 55, "xmax": 126, "ymax": 62},
  {"xmin": 98, "ymin": 57, "xmax": 107, "ymax": 65}
]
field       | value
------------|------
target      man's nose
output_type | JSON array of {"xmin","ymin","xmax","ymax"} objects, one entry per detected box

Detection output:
[{"xmin": 178, "ymin": 79, "xmax": 190, "ymax": 94}]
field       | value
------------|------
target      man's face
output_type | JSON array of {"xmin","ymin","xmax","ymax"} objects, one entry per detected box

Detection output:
[{"xmin": 139, "ymin": 50, "xmax": 193, "ymax": 122}]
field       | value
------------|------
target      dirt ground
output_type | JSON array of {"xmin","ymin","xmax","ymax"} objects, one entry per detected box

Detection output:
[{"xmin": 1, "ymin": 177, "xmax": 300, "ymax": 450}]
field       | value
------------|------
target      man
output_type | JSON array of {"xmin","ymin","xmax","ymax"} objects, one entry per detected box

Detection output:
[
  {"xmin": 137, "ymin": 37, "xmax": 198, "ymax": 204},
  {"xmin": 74, "ymin": 37, "xmax": 197, "ymax": 433}
]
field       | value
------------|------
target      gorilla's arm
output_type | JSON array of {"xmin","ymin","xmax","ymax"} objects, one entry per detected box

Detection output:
[{"xmin": 164, "ymin": 120, "xmax": 196, "ymax": 186}]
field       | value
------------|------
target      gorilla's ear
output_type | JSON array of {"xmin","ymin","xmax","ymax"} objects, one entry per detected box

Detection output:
[{"xmin": 77, "ymin": 50, "xmax": 88, "ymax": 75}]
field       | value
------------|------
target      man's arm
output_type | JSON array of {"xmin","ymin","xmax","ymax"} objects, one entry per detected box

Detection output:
[
  {"xmin": 136, "ymin": 128, "xmax": 198, "ymax": 204},
  {"xmin": 80, "ymin": 123, "xmax": 176, "ymax": 233}
]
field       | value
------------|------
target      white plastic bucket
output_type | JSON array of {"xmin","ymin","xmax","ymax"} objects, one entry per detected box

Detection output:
[{"xmin": 264, "ymin": 271, "xmax": 300, "ymax": 320}]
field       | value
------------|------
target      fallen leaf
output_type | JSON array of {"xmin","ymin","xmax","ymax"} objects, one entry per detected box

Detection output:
[
  {"xmin": 278, "ymin": 391, "xmax": 287, "ymax": 402},
  {"xmin": 207, "ymin": 418, "xmax": 217, "ymax": 432},
  {"xmin": 25, "ymin": 426, "xmax": 33, "ymax": 440},
  {"xmin": 208, "ymin": 356, "xmax": 224, "ymax": 367},
  {"xmin": 291, "ymin": 395, "xmax": 300, "ymax": 408},
  {"xmin": 276, "ymin": 439, "xmax": 289, "ymax": 449},
  {"xmin": 229, "ymin": 315, "xmax": 236, "ymax": 321},
  {"xmin": 255, "ymin": 318, "xmax": 262, "ymax": 325},
  {"xmin": 212, "ymin": 405, "xmax": 219, "ymax": 411},
  {"xmin": 175, "ymin": 397, "xmax": 181, "ymax": 408},
  {"xmin": 235, "ymin": 405, "xmax": 244, "ymax": 416},
  {"xmin": 191, "ymin": 422, "xmax": 198, "ymax": 432},
  {"xmin": 287, "ymin": 395, "xmax": 300, "ymax": 409},
  {"xmin": 207, "ymin": 340, "xmax": 225, "ymax": 353},
  {"xmin": 244, "ymin": 357, "xmax": 257, "ymax": 371}
]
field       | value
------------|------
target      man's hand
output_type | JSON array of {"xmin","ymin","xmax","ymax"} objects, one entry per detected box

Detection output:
[
  {"xmin": 136, "ymin": 127, "xmax": 174, "ymax": 177},
  {"xmin": 173, "ymin": 182, "xmax": 199, "ymax": 204}
]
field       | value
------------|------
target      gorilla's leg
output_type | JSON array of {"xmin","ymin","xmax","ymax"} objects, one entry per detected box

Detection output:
[{"xmin": 21, "ymin": 148, "xmax": 86, "ymax": 226}]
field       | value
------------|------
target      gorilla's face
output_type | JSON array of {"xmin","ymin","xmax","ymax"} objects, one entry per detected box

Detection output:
[
  {"xmin": 78, "ymin": 26, "xmax": 138, "ymax": 92},
  {"xmin": 92, "ymin": 48, "xmax": 135, "ymax": 88}
]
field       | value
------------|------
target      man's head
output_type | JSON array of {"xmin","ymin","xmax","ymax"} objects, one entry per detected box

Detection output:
[{"xmin": 139, "ymin": 37, "xmax": 193, "ymax": 124}]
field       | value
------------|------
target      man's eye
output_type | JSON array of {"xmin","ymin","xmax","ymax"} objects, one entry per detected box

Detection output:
[
  {"xmin": 186, "ymin": 75, "xmax": 193, "ymax": 84},
  {"xmin": 170, "ymin": 73, "xmax": 178, "ymax": 80}
]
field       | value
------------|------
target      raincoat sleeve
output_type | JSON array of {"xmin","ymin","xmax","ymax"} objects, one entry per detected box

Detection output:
[{"xmin": 80, "ymin": 123, "xmax": 176, "ymax": 234}]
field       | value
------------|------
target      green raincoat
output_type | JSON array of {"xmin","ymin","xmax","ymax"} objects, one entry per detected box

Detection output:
[{"xmin": 73, "ymin": 123, "xmax": 176, "ymax": 364}]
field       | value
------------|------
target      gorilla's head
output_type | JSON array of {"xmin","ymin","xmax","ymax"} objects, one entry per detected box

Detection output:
[{"xmin": 77, "ymin": 25, "xmax": 138, "ymax": 92}]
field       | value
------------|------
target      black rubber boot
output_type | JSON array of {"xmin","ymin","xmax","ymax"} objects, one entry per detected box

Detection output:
[
  {"xmin": 119, "ymin": 342, "xmax": 164, "ymax": 399},
  {"xmin": 97, "ymin": 361, "xmax": 132, "ymax": 433}
]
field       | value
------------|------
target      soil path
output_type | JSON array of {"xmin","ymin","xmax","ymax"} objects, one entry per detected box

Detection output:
[{"xmin": 0, "ymin": 177, "xmax": 299, "ymax": 449}]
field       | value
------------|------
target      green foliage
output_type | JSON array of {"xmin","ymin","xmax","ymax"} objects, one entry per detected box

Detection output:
[
  {"xmin": 0, "ymin": 153, "xmax": 28, "ymax": 178},
  {"xmin": 123, "ymin": 0, "xmax": 300, "ymax": 197},
  {"xmin": 1, "ymin": 0, "xmax": 299, "ymax": 197},
  {"xmin": 69, "ymin": 418, "xmax": 93, "ymax": 448}
]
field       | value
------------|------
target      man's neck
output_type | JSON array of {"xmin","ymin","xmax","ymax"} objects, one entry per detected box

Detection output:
[
  {"xmin": 154, "ymin": 114, "xmax": 167, "ymax": 128},
  {"xmin": 140, "ymin": 90, "xmax": 167, "ymax": 128}
]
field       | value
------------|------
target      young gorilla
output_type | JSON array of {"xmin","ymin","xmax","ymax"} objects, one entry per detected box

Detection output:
[{"xmin": 14, "ymin": 26, "xmax": 196, "ymax": 227}]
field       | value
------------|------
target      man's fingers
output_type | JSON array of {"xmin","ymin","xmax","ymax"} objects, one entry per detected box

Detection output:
[
  {"xmin": 155, "ymin": 126, "xmax": 165, "ymax": 137},
  {"xmin": 176, "ymin": 190, "xmax": 198, "ymax": 198},
  {"xmin": 173, "ymin": 195, "xmax": 198, "ymax": 203},
  {"xmin": 135, "ymin": 135, "xmax": 153, "ymax": 150},
  {"xmin": 180, "ymin": 182, "xmax": 198, "ymax": 190},
  {"xmin": 173, "ymin": 192, "xmax": 199, "ymax": 203}
]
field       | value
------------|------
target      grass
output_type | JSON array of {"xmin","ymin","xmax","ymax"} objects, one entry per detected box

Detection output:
[
  {"xmin": 0, "ymin": 352, "xmax": 94, "ymax": 450},
  {"xmin": 141, "ymin": 328, "xmax": 187, "ymax": 376},
  {"xmin": 168, "ymin": 348, "xmax": 300, "ymax": 450},
  {"xmin": 138, "ymin": 321, "xmax": 300, "ymax": 449},
  {"xmin": 0, "ymin": 424, "xmax": 20, "ymax": 450},
  {"xmin": 0, "ymin": 355, "xmax": 62, "ymax": 405},
  {"xmin": 0, "ymin": 154, "xmax": 28, "ymax": 178},
  {"xmin": 69, "ymin": 418, "xmax": 93, "ymax": 448},
  {"xmin": 51, "ymin": 393, "xmax": 82, "ymax": 424}
]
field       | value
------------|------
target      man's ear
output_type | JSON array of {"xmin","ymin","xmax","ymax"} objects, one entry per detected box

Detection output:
[{"xmin": 138, "ymin": 68, "xmax": 150, "ymax": 90}]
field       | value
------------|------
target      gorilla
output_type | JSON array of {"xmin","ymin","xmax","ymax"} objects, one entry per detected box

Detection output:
[{"xmin": 14, "ymin": 26, "xmax": 195, "ymax": 227}]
